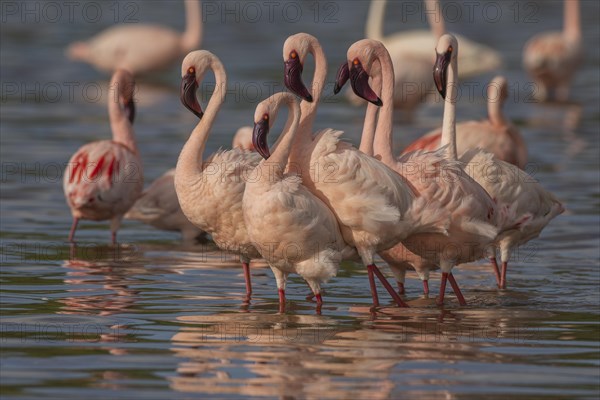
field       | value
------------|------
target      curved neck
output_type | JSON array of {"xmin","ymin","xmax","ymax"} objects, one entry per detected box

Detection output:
[
  {"xmin": 267, "ymin": 97, "xmax": 301, "ymax": 170},
  {"xmin": 488, "ymin": 91, "xmax": 506, "ymax": 127},
  {"xmin": 108, "ymin": 83, "xmax": 136, "ymax": 152},
  {"xmin": 563, "ymin": 0, "xmax": 580, "ymax": 41},
  {"xmin": 177, "ymin": 59, "xmax": 226, "ymax": 184},
  {"xmin": 298, "ymin": 40, "xmax": 327, "ymax": 136},
  {"xmin": 359, "ymin": 72, "xmax": 381, "ymax": 157},
  {"xmin": 372, "ymin": 48, "xmax": 396, "ymax": 165},
  {"xmin": 440, "ymin": 55, "xmax": 458, "ymax": 160},
  {"xmin": 425, "ymin": 0, "xmax": 445, "ymax": 39},
  {"xmin": 181, "ymin": 0, "xmax": 203, "ymax": 53},
  {"xmin": 365, "ymin": 0, "xmax": 386, "ymax": 42}
]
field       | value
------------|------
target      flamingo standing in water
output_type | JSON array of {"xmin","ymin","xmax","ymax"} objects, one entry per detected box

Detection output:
[
  {"xmin": 523, "ymin": 0, "xmax": 582, "ymax": 102},
  {"xmin": 67, "ymin": 0, "xmax": 202, "ymax": 75},
  {"xmin": 175, "ymin": 50, "xmax": 262, "ymax": 298},
  {"xmin": 243, "ymin": 92, "xmax": 356, "ymax": 310},
  {"xmin": 336, "ymin": 39, "xmax": 505, "ymax": 305},
  {"xmin": 403, "ymin": 76, "xmax": 528, "ymax": 169},
  {"xmin": 282, "ymin": 33, "xmax": 450, "ymax": 308},
  {"xmin": 64, "ymin": 69, "xmax": 143, "ymax": 243},
  {"xmin": 125, "ymin": 127, "xmax": 254, "ymax": 243}
]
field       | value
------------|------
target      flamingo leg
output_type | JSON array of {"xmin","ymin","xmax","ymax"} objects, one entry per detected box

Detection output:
[
  {"xmin": 397, "ymin": 281, "xmax": 405, "ymax": 295},
  {"xmin": 490, "ymin": 257, "xmax": 501, "ymax": 287},
  {"xmin": 242, "ymin": 262, "xmax": 252, "ymax": 296},
  {"xmin": 437, "ymin": 272, "xmax": 448, "ymax": 306},
  {"xmin": 422, "ymin": 280, "xmax": 429, "ymax": 295},
  {"xmin": 447, "ymin": 273, "xmax": 466, "ymax": 306},
  {"xmin": 68, "ymin": 218, "xmax": 79, "ymax": 242},
  {"xmin": 278, "ymin": 288, "xmax": 286, "ymax": 313},
  {"xmin": 314, "ymin": 293, "xmax": 323, "ymax": 305},
  {"xmin": 500, "ymin": 261, "xmax": 508, "ymax": 290},
  {"xmin": 367, "ymin": 265, "xmax": 380, "ymax": 307},
  {"xmin": 368, "ymin": 264, "xmax": 409, "ymax": 308},
  {"xmin": 111, "ymin": 231, "xmax": 117, "ymax": 245}
]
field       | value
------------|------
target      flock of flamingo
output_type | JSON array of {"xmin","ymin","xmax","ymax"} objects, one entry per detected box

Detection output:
[{"xmin": 62, "ymin": 0, "xmax": 579, "ymax": 311}]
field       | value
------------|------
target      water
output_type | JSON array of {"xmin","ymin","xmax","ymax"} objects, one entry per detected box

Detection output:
[{"xmin": 1, "ymin": 1, "xmax": 599, "ymax": 398}]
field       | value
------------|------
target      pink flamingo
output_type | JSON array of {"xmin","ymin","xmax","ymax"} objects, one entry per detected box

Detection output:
[
  {"xmin": 403, "ymin": 76, "xmax": 528, "ymax": 169},
  {"xmin": 282, "ymin": 33, "xmax": 449, "ymax": 308},
  {"xmin": 175, "ymin": 50, "xmax": 262, "ymax": 298},
  {"xmin": 336, "ymin": 39, "xmax": 505, "ymax": 306},
  {"xmin": 64, "ymin": 69, "xmax": 143, "ymax": 243},
  {"xmin": 67, "ymin": 0, "xmax": 202, "ymax": 75},
  {"xmin": 523, "ymin": 0, "xmax": 582, "ymax": 102},
  {"xmin": 243, "ymin": 92, "xmax": 356, "ymax": 310},
  {"xmin": 124, "ymin": 127, "xmax": 254, "ymax": 243}
]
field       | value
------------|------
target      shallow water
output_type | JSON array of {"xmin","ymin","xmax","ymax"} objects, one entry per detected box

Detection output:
[{"xmin": 1, "ymin": 1, "xmax": 599, "ymax": 398}]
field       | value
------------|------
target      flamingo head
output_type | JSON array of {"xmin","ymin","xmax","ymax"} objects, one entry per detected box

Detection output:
[
  {"xmin": 252, "ymin": 97, "xmax": 282, "ymax": 160},
  {"xmin": 433, "ymin": 34, "xmax": 458, "ymax": 99},
  {"xmin": 344, "ymin": 39, "xmax": 383, "ymax": 106},
  {"xmin": 283, "ymin": 34, "xmax": 313, "ymax": 102},
  {"xmin": 180, "ymin": 50, "xmax": 218, "ymax": 119},
  {"xmin": 333, "ymin": 62, "xmax": 349, "ymax": 95},
  {"xmin": 111, "ymin": 69, "xmax": 136, "ymax": 124}
]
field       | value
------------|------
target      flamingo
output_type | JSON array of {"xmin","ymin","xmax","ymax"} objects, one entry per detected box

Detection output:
[
  {"xmin": 523, "ymin": 0, "xmax": 582, "ymax": 102},
  {"xmin": 243, "ymin": 92, "xmax": 356, "ymax": 310},
  {"xmin": 335, "ymin": 39, "xmax": 505, "ymax": 305},
  {"xmin": 67, "ymin": 0, "xmax": 202, "ymax": 75},
  {"xmin": 366, "ymin": 0, "xmax": 502, "ymax": 78},
  {"xmin": 282, "ymin": 33, "xmax": 449, "ymax": 308},
  {"xmin": 64, "ymin": 69, "xmax": 143, "ymax": 243},
  {"xmin": 403, "ymin": 76, "xmax": 528, "ymax": 169},
  {"xmin": 175, "ymin": 50, "xmax": 262, "ymax": 298},
  {"xmin": 124, "ymin": 127, "xmax": 254, "ymax": 243}
]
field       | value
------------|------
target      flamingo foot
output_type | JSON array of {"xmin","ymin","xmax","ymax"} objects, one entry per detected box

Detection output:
[
  {"xmin": 490, "ymin": 257, "xmax": 501, "ymax": 287},
  {"xmin": 422, "ymin": 280, "xmax": 429, "ymax": 295},
  {"xmin": 367, "ymin": 264, "xmax": 380, "ymax": 307},
  {"xmin": 448, "ymin": 273, "xmax": 467, "ymax": 306},
  {"xmin": 436, "ymin": 272, "xmax": 448, "ymax": 306},
  {"xmin": 500, "ymin": 261, "xmax": 508, "ymax": 290},
  {"xmin": 68, "ymin": 218, "xmax": 79, "ymax": 243},
  {"xmin": 397, "ymin": 281, "xmax": 405, "ymax": 295},
  {"xmin": 367, "ymin": 264, "xmax": 409, "ymax": 308},
  {"xmin": 278, "ymin": 288, "xmax": 286, "ymax": 313},
  {"xmin": 242, "ymin": 262, "xmax": 252, "ymax": 296}
]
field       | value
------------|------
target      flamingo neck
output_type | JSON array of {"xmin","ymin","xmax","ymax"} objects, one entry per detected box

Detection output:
[
  {"xmin": 176, "ymin": 59, "xmax": 226, "ymax": 185},
  {"xmin": 181, "ymin": 0, "xmax": 203, "ymax": 53},
  {"xmin": 359, "ymin": 72, "xmax": 381, "ymax": 157},
  {"xmin": 372, "ymin": 48, "xmax": 396, "ymax": 165},
  {"xmin": 440, "ymin": 55, "xmax": 458, "ymax": 161},
  {"xmin": 425, "ymin": 0, "xmax": 445, "ymax": 39},
  {"xmin": 365, "ymin": 0, "xmax": 386, "ymax": 42},
  {"xmin": 267, "ymin": 96, "xmax": 301, "ymax": 170},
  {"xmin": 108, "ymin": 80, "xmax": 136, "ymax": 152},
  {"xmin": 563, "ymin": 0, "xmax": 580, "ymax": 42},
  {"xmin": 487, "ymin": 89, "xmax": 506, "ymax": 127}
]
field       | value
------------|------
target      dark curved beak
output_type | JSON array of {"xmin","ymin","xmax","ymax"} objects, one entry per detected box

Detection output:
[
  {"xmin": 333, "ymin": 62, "xmax": 349, "ymax": 95},
  {"xmin": 252, "ymin": 119, "xmax": 270, "ymax": 159},
  {"xmin": 284, "ymin": 57, "xmax": 313, "ymax": 102},
  {"xmin": 433, "ymin": 51, "xmax": 451, "ymax": 99},
  {"xmin": 124, "ymin": 98, "xmax": 135, "ymax": 124},
  {"xmin": 180, "ymin": 71, "xmax": 203, "ymax": 119},
  {"xmin": 350, "ymin": 61, "xmax": 382, "ymax": 106}
]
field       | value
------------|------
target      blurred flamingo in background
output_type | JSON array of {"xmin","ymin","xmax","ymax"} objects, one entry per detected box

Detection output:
[
  {"xmin": 67, "ymin": 0, "xmax": 202, "ymax": 75},
  {"xmin": 403, "ymin": 76, "xmax": 528, "ymax": 169},
  {"xmin": 64, "ymin": 69, "xmax": 143, "ymax": 243},
  {"xmin": 175, "ymin": 50, "xmax": 262, "ymax": 298},
  {"xmin": 523, "ymin": 0, "xmax": 582, "ymax": 102},
  {"xmin": 243, "ymin": 92, "xmax": 356, "ymax": 310},
  {"xmin": 125, "ymin": 126, "xmax": 254, "ymax": 243}
]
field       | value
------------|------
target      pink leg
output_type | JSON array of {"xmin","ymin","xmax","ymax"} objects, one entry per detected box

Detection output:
[
  {"xmin": 437, "ymin": 272, "xmax": 448, "ymax": 305},
  {"xmin": 315, "ymin": 293, "xmax": 323, "ymax": 305},
  {"xmin": 500, "ymin": 261, "xmax": 508, "ymax": 290},
  {"xmin": 111, "ymin": 231, "xmax": 117, "ymax": 245},
  {"xmin": 448, "ymin": 273, "xmax": 466, "ymax": 306},
  {"xmin": 422, "ymin": 280, "xmax": 429, "ymax": 295},
  {"xmin": 242, "ymin": 262, "xmax": 252, "ymax": 296},
  {"xmin": 278, "ymin": 288, "xmax": 286, "ymax": 313},
  {"xmin": 490, "ymin": 257, "xmax": 501, "ymax": 287},
  {"xmin": 367, "ymin": 265, "xmax": 380, "ymax": 307},
  {"xmin": 397, "ymin": 281, "xmax": 405, "ymax": 295},
  {"xmin": 368, "ymin": 264, "xmax": 409, "ymax": 308},
  {"xmin": 68, "ymin": 218, "xmax": 79, "ymax": 242}
]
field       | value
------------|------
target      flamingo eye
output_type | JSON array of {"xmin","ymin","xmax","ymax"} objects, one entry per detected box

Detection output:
[
  {"xmin": 353, "ymin": 58, "xmax": 360, "ymax": 66},
  {"xmin": 188, "ymin": 67, "xmax": 195, "ymax": 74},
  {"xmin": 448, "ymin": 46, "xmax": 453, "ymax": 53},
  {"xmin": 290, "ymin": 51, "xmax": 297, "ymax": 59},
  {"xmin": 263, "ymin": 113, "xmax": 269, "ymax": 121}
]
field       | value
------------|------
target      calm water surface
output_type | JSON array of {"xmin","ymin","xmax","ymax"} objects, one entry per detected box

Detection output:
[{"xmin": 1, "ymin": 1, "xmax": 599, "ymax": 398}]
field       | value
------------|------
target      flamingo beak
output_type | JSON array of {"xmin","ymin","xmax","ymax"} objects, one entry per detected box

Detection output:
[
  {"xmin": 284, "ymin": 56, "xmax": 313, "ymax": 102},
  {"xmin": 252, "ymin": 118, "xmax": 270, "ymax": 160},
  {"xmin": 333, "ymin": 62, "xmax": 350, "ymax": 94},
  {"xmin": 433, "ymin": 51, "xmax": 451, "ymax": 99},
  {"xmin": 124, "ymin": 98, "xmax": 135, "ymax": 124},
  {"xmin": 181, "ymin": 71, "xmax": 203, "ymax": 119},
  {"xmin": 350, "ymin": 60, "xmax": 383, "ymax": 106}
]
